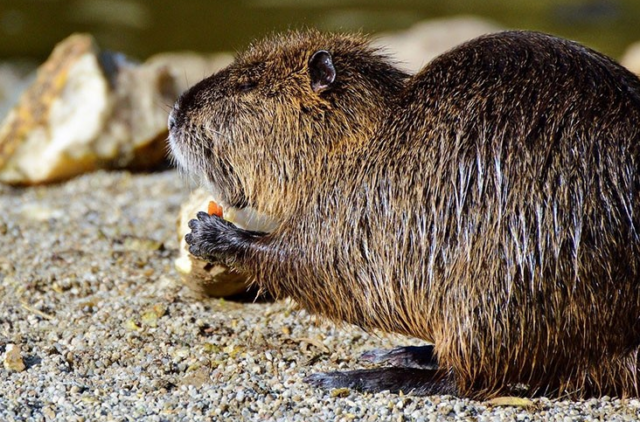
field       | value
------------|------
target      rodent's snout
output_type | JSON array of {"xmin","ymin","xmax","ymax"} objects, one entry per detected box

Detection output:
[
  {"xmin": 168, "ymin": 84, "xmax": 198, "ymax": 133},
  {"xmin": 168, "ymin": 99, "xmax": 184, "ymax": 134},
  {"xmin": 168, "ymin": 107, "xmax": 177, "ymax": 132}
]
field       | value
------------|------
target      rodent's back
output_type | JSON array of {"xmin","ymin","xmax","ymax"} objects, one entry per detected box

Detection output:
[{"xmin": 353, "ymin": 31, "xmax": 640, "ymax": 395}]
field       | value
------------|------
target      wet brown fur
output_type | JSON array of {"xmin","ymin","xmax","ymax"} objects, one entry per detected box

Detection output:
[{"xmin": 170, "ymin": 29, "xmax": 640, "ymax": 398}]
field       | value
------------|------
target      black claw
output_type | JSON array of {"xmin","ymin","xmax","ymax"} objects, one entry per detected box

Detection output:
[
  {"xmin": 185, "ymin": 233, "xmax": 193, "ymax": 244},
  {"xmin": 188, "ymin": 219, "xmax": 198, "ymax": 230},
  {"xmin": 188, "ymin": 245, "xmax": 199, "ymax": 256},
  {"xmin": 196, "ymin": 211, "xmax": 210, "ymax": 220}
]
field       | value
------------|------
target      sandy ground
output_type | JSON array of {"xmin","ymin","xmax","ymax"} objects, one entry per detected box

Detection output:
[{"xmin": 1, "ymin": 170, "xmax": 639, "ymax": 421}]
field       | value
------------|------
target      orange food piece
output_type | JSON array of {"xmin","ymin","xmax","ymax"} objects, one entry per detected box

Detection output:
[{"xmin": 208, "ymin": 201, "xmax": 223, "ymax": 217}]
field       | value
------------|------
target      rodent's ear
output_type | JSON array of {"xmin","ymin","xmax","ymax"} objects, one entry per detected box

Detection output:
[{"xmin": 309, "ymin": 50, "xmax": 336, "ymax": 93}]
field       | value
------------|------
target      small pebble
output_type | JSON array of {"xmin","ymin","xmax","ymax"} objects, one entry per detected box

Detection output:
[{"xmin": 3, "ymin": 344, "xmax": 26, "ymax": 372}]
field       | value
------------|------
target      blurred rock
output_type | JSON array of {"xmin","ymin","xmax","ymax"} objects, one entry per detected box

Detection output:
[
  {"xmin": 374, "ymin": 16, "xmax": 504, "ymax": 73},
  {"xmin": 0, "ymin": 33, "xmax": 180, "ymax": 185},
  {"xmin": 621, "ymin": 41, "xmax": 640, "ymax": 75},
  {"xmin": 175, "ymin": 188, "xmax": 251, "ymax": 298}
]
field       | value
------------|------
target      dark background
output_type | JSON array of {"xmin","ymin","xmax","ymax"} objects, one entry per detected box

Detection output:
[{"xmin": 0, "ymin": 0, "xmax": 639, "ymax": 61}]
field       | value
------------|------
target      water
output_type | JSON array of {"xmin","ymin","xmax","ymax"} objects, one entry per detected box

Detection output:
[{"xmin": 1, "ymin": 0, "xmax": 640, "ymax": 61}]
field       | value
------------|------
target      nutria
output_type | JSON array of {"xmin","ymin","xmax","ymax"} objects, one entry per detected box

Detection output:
[{"xmin": 168, "ymin": 29, "xmax": 640, "ymax": 398}]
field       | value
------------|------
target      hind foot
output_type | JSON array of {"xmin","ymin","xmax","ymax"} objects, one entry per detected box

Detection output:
[
  {"xmin": 305, "ymin": 367, "xmax": 456, "ymax": 396},
  {"xmin": 305, "ymin": 345, "xmax": 451, "ymax": 395},
  {"xmin": 359, "ymin": 345, "xmax": 437, "ymax": 370}
]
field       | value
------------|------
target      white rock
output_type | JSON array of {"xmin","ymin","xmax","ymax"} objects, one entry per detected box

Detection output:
[{"xmin": 0, "ymin": 34, "xmax": 180, "ymax": 185}]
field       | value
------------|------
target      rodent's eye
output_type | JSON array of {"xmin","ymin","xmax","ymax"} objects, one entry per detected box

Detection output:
[{"xmin": 238, "ymin": 81, "xmax": 257, "ymax": 93}]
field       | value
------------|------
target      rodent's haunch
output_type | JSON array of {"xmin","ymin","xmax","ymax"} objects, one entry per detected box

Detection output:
[{"xmin": 169, "ymin": 30, "xmax": 640, "ymax": 398}]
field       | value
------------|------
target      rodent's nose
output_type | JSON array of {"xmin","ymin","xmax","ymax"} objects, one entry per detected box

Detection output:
[{"xmin": 168, "ymin": 108, "xmax": 177, "ymax": 132}]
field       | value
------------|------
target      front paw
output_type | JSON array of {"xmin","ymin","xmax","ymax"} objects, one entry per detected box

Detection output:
[
  {"xmin": 185, "ymin": 211, "xmax": 264, "ymax": 265},
  {"xmin": 185, "ymin": 211, "xmax": 237, "ymax": 264}
]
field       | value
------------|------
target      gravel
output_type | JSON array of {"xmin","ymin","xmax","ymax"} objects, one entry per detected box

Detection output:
[{"xmin": 1, "ymin": 170, "xmax": 640, "ymax": 421}]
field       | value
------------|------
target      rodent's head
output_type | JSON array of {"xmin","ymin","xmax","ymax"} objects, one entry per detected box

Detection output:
[{"xmin": 169, "ymin": 30, "xmax": 407, "ymax": 219}]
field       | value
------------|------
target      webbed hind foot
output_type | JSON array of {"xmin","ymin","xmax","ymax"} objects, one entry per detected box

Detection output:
[{"xmin": 305, "ymin": 367, "xmax": 456, "ymax": 396}]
